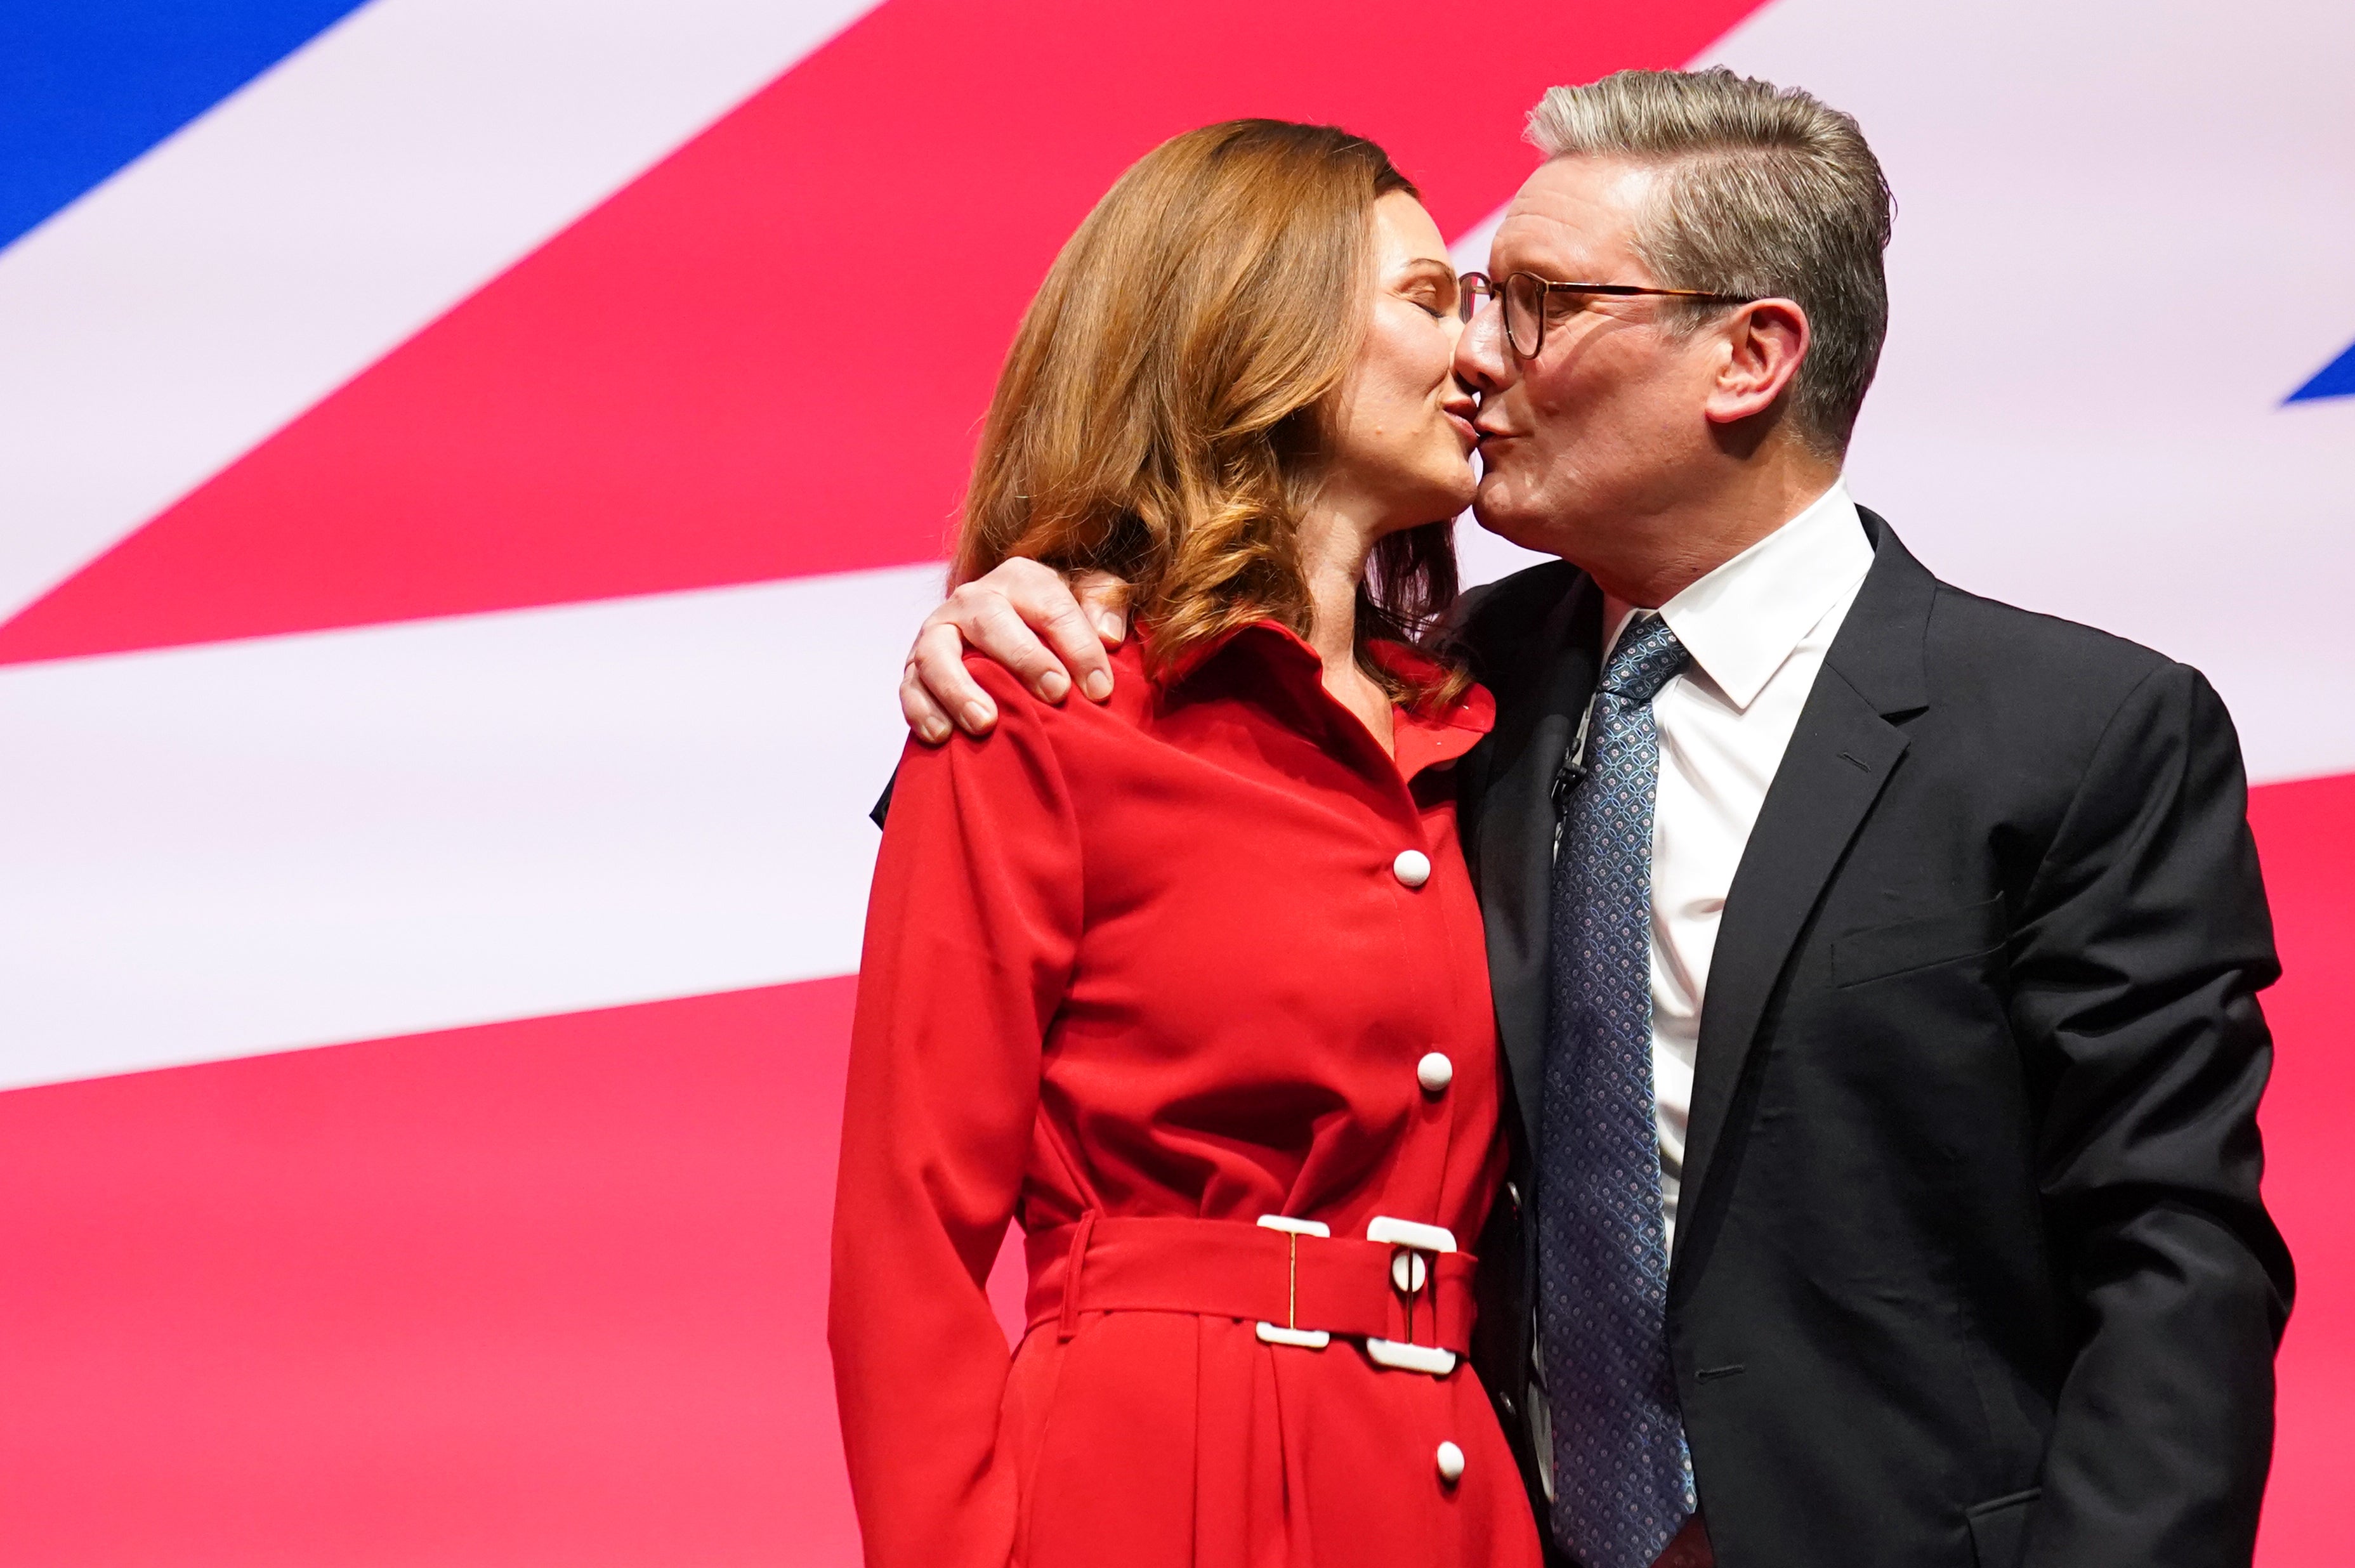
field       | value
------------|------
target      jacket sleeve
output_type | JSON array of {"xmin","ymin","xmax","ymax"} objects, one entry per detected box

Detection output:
[
  {"xmin": 829, "ymin": 660, "xmax": 1082, "ymax": 1568},
  {"xmin": 2009, "ymin": 662, "xmax": 2293, "ymax": 1567}
]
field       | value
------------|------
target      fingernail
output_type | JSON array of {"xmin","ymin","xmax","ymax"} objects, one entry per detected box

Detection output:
[
  {"xmin": 1082, "ymin": 670, "xmax": 1113, "ymax": 701},
  {"xmin": 919, "ymin": 718, "xmax": 950, "ymax": 744},
  {"xmin": 963, "ymin": 702, "xmax": 994, "ymax": 731},
  {"xmin": 1039, "ymin": 670, "xmax": 1070, "ymax": 701},
  {"xmin": 1098, "ymin": 614, "xmax": 1124, "ymax": 640}
]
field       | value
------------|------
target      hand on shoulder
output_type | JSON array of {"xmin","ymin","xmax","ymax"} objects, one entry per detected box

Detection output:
[{"xmin": 900, "ymin": 561, "xmax": 1132, "ymax": 743}]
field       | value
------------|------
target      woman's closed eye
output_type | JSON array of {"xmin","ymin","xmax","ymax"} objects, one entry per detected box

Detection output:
[{"xmin": 1396, "ymin": 262, "xmax": 1458, "ymax": 318}]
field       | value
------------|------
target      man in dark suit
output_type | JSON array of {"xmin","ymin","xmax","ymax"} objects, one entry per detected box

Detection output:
[{"xmin": 891, "ymin": 69, "xmax": 2290, "ymax": 1568}]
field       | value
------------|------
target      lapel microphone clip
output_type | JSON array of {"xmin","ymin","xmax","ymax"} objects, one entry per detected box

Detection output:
[{"xmin": 1551, "ymin": 692, "xmax": 1601, "ymax": 818}]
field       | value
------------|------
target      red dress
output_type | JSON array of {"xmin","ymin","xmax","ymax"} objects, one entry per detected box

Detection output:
[{"xmin": 829, "ymin": 622, "xmax": 1544, "ymax": 1568}]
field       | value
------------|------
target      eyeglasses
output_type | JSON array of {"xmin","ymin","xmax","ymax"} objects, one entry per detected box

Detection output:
[{"xmin": 1459, "ymin": 270, "xmax": 1755, "ymax": 360}]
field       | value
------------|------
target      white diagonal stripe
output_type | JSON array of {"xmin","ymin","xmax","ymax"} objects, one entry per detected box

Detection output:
[{"xmin": 0, "ymin": 562, "xmax": 940, "ymax": 1092}]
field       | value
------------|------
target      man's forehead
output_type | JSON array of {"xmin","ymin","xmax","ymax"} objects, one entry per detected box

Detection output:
[{"xmin": 1488, "ymin": 156, "xmax": 1651, "ymax": 275}]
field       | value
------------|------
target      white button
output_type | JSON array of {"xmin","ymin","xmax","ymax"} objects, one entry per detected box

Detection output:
[
  {"xmin": 1435, "ymin": 1440, "xmax": 1466, "ymax": 1484},
  {"xmin": 1392, "ymin": 849, "xmax": 1431, "ymax": 887},
  {"xmin": 1391, "ymin": 1250, "xmax": 1430, "ymax": 1293},
  {"xmin": 1416, "ymin": 1052, "xmax": 1453, "ymax": 1094}
]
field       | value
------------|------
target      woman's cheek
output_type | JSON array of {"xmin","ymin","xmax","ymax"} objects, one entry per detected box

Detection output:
[{"xmin": 1424, "ymin": 315, "xmax": 1460, "ymax": 391}]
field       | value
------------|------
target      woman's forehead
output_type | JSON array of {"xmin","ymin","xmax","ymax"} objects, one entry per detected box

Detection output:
[{"xmin": 1372, "ymin": 190, "xmax": 1448, "ymax": 267}]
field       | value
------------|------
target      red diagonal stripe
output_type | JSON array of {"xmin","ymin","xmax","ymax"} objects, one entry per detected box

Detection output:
[
  {"xmin": 0, "ymin": 978, "xmax": 862, "ymax": 1565},
  {"xmin": 2248, "ymin": 771, "xmax": 2355, "ymax": 1566},
  {"xmin": 0, "ymin": 0, "xmax": 1766, "ymax": 665}
]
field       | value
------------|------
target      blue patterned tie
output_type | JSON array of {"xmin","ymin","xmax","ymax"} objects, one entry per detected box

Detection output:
[{"xmin": 1540, "ymin": 612, "xmax": 1695, "ymax": 1568}]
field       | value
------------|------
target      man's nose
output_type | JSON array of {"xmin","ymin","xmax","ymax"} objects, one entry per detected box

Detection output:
[{"xmin": 1455, "ymin": 301, "xmax": 1516, "ymax": 393}]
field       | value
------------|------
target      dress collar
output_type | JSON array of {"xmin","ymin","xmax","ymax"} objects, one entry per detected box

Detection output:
[{"xmin": 1160, "ymin": 618, "xmax": 1494, "ymax": 772}]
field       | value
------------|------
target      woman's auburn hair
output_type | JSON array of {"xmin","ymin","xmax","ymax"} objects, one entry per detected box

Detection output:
[{"xmin": 952, "ymin": 119, "xmax": 1467, "ymax": 707}]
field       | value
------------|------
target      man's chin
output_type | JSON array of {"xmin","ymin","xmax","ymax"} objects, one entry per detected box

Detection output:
[{"xmin": 1469, "ymin": 485, "xmax": 1548, "ymax": 551}]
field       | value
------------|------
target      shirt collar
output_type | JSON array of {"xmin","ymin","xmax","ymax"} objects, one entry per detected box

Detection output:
[{"xmin": 1608, "ymin": 479, "xmax": 1875, "ymax": 712}]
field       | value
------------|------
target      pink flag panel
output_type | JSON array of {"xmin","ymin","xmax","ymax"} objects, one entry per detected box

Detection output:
[
  {"xmin": 0, "ymin": 978, "xmax": 863, "ymax": 1566},
  {"xmin": 2244, "ymin": 776, "xmax": 2355, "ymax": 1568}
]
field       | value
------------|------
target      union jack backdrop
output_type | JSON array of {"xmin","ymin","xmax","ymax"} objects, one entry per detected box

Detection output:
[{"xmin": 1, "ymin": 2, "xmax": 2348, "ymax": 1563}]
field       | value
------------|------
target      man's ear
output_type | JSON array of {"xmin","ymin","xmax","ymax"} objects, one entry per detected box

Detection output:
[{"xmin": 1704, "ymin": 298, "xmax": 1809, "ymax": 426}]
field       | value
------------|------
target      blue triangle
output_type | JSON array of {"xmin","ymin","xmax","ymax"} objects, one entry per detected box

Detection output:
[
  {"xmin": 2286, "ymin": 337, "xmax": 2355, "ymax": 404},
  {"xmin": 1, "ymin": 0, "xmax": 376, "ymax": 254}
]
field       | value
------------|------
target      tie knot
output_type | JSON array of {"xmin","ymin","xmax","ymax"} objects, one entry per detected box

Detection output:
[{"xmin": 1601, "ymin": 613, "xmax": 1689, "ymax": 704}]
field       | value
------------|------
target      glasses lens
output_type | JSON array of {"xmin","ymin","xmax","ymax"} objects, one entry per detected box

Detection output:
[{"xmin": 1504, "ymin": 272, "xmax": 1544, "ymax": 358}]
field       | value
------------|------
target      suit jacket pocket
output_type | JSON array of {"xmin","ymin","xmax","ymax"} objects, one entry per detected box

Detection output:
[
  {"xmin": 1965, "ymin": 1487, "xmax": 2040, "ymax": 1568},
  {"xmin": 1832, "ymin": 894, "xmax": 2004, "ymax": 987}
]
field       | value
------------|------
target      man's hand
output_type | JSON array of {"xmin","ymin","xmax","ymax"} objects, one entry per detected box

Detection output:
[{"xmin": 901, "ymin": 560, "xmax": 1130, "ymax": 742}]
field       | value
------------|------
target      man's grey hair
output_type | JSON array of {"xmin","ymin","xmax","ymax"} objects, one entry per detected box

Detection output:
[{"xmin": 1527, "ymin": 69, "xmax": 1893, "ymax": 458}]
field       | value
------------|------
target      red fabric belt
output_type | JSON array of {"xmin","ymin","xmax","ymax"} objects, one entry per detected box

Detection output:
[{"xmin": 1023, "ymin": 1215, "xmax": 1478, "ymax": 1354}]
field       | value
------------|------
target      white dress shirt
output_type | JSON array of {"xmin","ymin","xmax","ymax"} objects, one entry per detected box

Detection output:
[{"xmin": 1593, "ymin": 480, "xmax": 1876, "ymax": 1249}]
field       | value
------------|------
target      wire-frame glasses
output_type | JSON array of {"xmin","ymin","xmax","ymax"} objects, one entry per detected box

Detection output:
[{"xmin": 1459, "ymin": 270, "xmax": 1755, "ymax": 360}]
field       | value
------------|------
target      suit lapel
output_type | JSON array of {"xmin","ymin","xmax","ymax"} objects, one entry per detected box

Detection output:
[
  {"xmin": 1473, "ymin": 577, "xmax": 1602, "ymax": 1158},
  {"xmin": 1672, "ymin": 512, "xmax": 1936, "ymax": 1280}
]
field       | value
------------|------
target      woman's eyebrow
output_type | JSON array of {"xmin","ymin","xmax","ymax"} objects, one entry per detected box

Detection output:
[
  {"xmin": 1395, "ymin": 258, "xmax": 1459, "ymax": 299},
  {"xmin": 1397, "ymin": 258, "xmax": 1460, "ymax": 307}
]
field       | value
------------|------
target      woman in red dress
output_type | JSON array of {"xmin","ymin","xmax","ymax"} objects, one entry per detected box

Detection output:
[{"xmin": 830, "ymin": 121, "xmax": 1542, "ymax": 1568}]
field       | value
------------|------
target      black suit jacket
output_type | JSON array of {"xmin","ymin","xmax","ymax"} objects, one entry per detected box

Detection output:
[{"xmin": 1453, "ymin": 511, "xmax": 2293, "ymax": 1568}]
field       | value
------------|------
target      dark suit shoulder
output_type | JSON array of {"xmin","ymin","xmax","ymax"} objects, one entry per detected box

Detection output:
[
  {"xmin": 1920, "ymin": 578, "xmax": 2188, "ymax": 740},
  {"xmin": 1899, "ymin": 577, "xmax": 2251, "ymax": 913},
  {"xmin": 1927, "ymin": 580, "xmax": 2172, "ymax": 681},
  {"xmin": 1448, "ymin": 559, "xmax": 1588, "ymax": 700}
]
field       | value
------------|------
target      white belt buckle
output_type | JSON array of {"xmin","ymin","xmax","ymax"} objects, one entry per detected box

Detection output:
[
  {"xmin": 1254, "ymin": 1215, "xmax": 1332, "ymax": 1349},
  {"xmin": 1365, "ymin": 1215, "xmax": 1458, "ymax": 1376}
]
